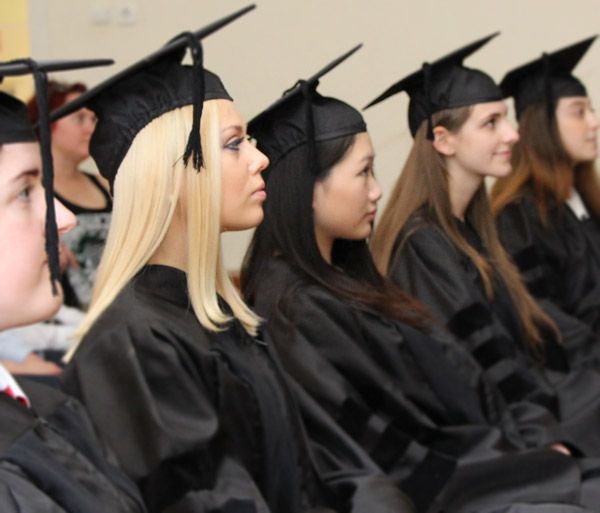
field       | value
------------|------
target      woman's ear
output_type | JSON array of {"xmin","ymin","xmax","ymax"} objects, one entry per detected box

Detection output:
[{"xmin": 432, "ymin": 126, "xmax": 456, "ymax": 157}]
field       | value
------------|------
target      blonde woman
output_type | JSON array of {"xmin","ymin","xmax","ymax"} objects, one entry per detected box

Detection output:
[{"xmin": 54, "ymin": 9, "xmax": 411, "ymax": 513}]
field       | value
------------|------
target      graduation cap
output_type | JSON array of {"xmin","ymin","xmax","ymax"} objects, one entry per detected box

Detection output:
[
  {"xmin": 500, "ymin": 35, "xmax": 597, "ymax": 119},
  {"xmin": 0, "ymin": 58, "xmax": 113, "ymax": 294},
  {"xmin": 365, "ymin": 33, "xmax": 502, "ymax": 138},
  {"xmin": 50, "ymin": 4, "xmax": 255, "ymax": 187},
  {"xmin": 248, "ymin": 44, "xmax": 366, "ymax": 175}
]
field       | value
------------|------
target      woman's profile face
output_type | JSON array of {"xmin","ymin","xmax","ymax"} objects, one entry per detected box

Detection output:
[
  {"xmin": 51, "ymin": 92, "xmax": 96, "ymax": 164},
  {"xmin": 312, "ymin": 132, "xmax": 381, "ymax": 242},
  {"xmin": 0, "ymin": 142, "xmax": 76, "ymax": 330},
  {"xmin": 219, "ymin": 100, "xmax": 270, "ymax": 232},
  {"xmin": 442, "ymin": 101, "xmax": 519, "ymax": 180},
  {"xmin": 556, "ymin": 96, "xmax": 599, "ymax": 164}
]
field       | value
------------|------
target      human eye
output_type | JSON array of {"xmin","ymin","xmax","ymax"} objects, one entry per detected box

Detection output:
[
  {"xmin": 223, "ymin": 136, "xmax": 245, "ymax": 152},
  {"xmin": 17, "ymin": 184, "xmax": 33, "ymax": 202},
  {"xmin": 484, "ymin": 117, "xmax": 497, "ymax": 129}
]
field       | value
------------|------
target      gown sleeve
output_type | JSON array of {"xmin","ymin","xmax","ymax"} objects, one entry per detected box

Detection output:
[
  {"xmin": 496, "ymin": 200, "xmax": 600, "ymax": 369},
  {"xmin": 61, "ymin": 321, "xmax": 270, "ymax": 513},
  {"xmin": 388, "ymin": 224, "xmax": 567, "ymax": 449}
]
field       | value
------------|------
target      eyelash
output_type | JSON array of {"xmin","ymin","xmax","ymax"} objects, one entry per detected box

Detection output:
[
  {"xmin": 17, "ymin": 185, "xmax": 33, "ymax": 202},
  {"xmin": 224, "ymin": 135, "xmax": 255, "ymax": 151}
]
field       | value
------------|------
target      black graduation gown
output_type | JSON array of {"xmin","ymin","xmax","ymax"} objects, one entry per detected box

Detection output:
[
  {"xmin": 61, "ymin": 265, "xmax": 409, "ymax": 513},
  {"xmin": 0, "ymin": 378, "xmax": 145, "ymax": 513},
  {"xmin": 495, "ymin": 191, "xmax": 600, "ymax": 368},
  {"xmin": 389, "ymin": 211, "xmax": 600, "ymax": 456},
  {"xmin": 251, "ymin": 257, "xmax": 600, "ymax": 513}
]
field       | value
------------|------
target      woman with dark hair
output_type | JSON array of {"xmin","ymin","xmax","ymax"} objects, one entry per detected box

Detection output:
[
  {"xmin": 491, "ymin": 37, "xmax": 600, "ymax": 362},
  {"xmin": 28, "ymin": 80, "xmax": 111, "ymax": 309},
  {"xmin": 242, "ymin": 46, "xmax": 600, "ymax": 512},
  {"xmin": 369, "ymin": 35, "xmax": 600, "ymax": 458}
]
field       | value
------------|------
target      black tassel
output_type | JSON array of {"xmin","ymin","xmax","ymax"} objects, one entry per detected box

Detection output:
[
  {"xmin": 28, "ymin": 60, "xmax": 60, "ymax": 295},
  {"xmin": 542, "ymin": 53, "xmax": 554, "ymax": 122},
  {"xmin": 422, "ymin": 62, "xmax": 435, "ymax": 141},
  {"xmin": 301, "ymin": 81, "xmax": 318, "ymax": 176},
  {"xmin": 181, "ymin": 32, "xmax": 205, "ymax": 171}
]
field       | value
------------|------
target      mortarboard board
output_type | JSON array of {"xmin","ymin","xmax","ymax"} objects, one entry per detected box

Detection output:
[
  {"xmin": 500, "ymin": 36, "xmax": 597, "ymax": 119},
  {"xmin": 364, "ymin": 33, "xmax": 502, "ymax": 138},
  {"xmin": 0, "ymin": 58, "xmax": 114, "ymax": 294},
  {"xmin": 50, "ymin": 5, "xmax": 255, "ymax": 187},
  {"xmin": 248, "ymin": 44, "xmax": 366, "ymax": 176}
]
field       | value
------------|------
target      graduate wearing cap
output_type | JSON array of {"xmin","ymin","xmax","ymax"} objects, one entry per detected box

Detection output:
[
  {"xmin": 241, "ymin": 43, "xmax": 600, "ymax": 512},
  {"xmin": 491, "ymin": 37, "xmax": 600, "ymax": 361},
  {"xmin": 370, "ymin": 34, "xmax": 600, "ymax": 462},
  {"xmin": 56, "ymin": 8, "xmax": 411, "ymax": 513},
  {"xmin": 0, "ymin": 58, "xmax": 146, "ymax": 513}
]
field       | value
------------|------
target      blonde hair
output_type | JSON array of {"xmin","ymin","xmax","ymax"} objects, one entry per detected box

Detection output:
[
  {"xmin": 68, "ymin": 101, "xmax": 260, "ymax": 359},
  {"xmin": 371, "ymin": 108, "xmax": 558, "ymax": 350}
]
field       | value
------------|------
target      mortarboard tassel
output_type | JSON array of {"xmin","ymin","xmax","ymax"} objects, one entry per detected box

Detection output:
[
  {"xmin": 542, "ymin": 53, "xmax": 554, "ymax": 122},
  {"xmin": 182, "ymin": 32, "xmax": 205, "ymax": 171},
  {"xmin": 301, "ymin": 81, "xmax": 319, "ymax": 176},
  {"xmin": 27, "ymin": 59, "xmax": 60, "ymax": 295},
  {"xmin": 422, "ymin": 62, "xmax": 435, "ymax": 141}
]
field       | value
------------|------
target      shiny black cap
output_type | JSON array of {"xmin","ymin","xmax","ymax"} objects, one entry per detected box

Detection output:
[
  {"xmin": 365, "ymin": 33, "xmax": 502, "ymax": 138},
  {"xmin": 248, "ymin": 44, "xmax": 366, "ymax": 174},
  {"xmin": 51, "ymin": 5, "xmax": 255, "ymax": 187},
  {"xmin": 500, "ymin": 36, "xmax": 597, "ymax": 119}
]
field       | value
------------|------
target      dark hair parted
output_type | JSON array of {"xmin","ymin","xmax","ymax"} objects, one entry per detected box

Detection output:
[
  {"xmin": 371, "ymin": 107, "xmax": 559, "ymax": 350},
  {"xmin": 491, "ymin": 101, "xmax": 600, "ymax": 222},
  {"xmin": 241, "ymin": 133, "xmax": 430, "ymax": 330}
]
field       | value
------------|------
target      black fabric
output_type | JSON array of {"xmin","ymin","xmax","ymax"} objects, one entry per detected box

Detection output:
[
  {"xmin": 364, "ymin": 33, "xmax": 503, "ymax": 136},
  {"xmin": 0, "ymin": 92, "xmax": 36, "ymax": 144},
  {"xmin": 495, "ymin": 193, "xmax": 600, "ymax": 368},
  {"xmin": 390, "ymin": 210, "xmax": 600, "ymax": 456},
  {"xmin": 500, "ymin": 36, "xmax": 596, "ymax": 118},
  {"xmin": 248, "ymin": 256, "xmax": 600, "ymax": 512},
  {"xmin": 248, "ymin": 45, "xmax": 365, "ymax": 169},
  {"xmin": 61, "ymin": 265, "xmax": 410, "ymax": 513},
  {"xmin": 0, "ymin": 378, "xmax": 145, "ymax": 513}
]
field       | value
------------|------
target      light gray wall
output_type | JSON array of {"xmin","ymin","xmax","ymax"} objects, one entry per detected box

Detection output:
[{"xmin": 29, "ymin": 0, "xmax": 600, "ymax": 270}]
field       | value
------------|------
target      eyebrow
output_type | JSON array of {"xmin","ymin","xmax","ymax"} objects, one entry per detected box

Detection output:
[
  {"xmin": 10, "ymin": 169, "xmax": 40, "ymax": 183},
  {"xmin": 220, "ymin": 124, "xmax": 245, "ymax": 134},
  {"xmin": 360, "ymin": 154, "xmax": 375, "ymax": 163}
]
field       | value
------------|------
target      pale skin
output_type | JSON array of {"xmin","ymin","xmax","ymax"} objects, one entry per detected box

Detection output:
[
  {"xmin": 149, "ymin": 99, "xmax": 269, "ymax": 270},
  {"xmin": 0, "ymin": 142, "xmax": 76, "ymax": 374},
  {"xmin": 432, "ymin": 101, "xmax": 571, "ymax": 457},
  {"xmin": 312, "ymin": 132, "xmax": 381, "ymax": 263},
  {"xmin": 432, "ymin": 101, "xmax": 518, "ymax": 221},
  {"xmin": 555, "ymin": 96, "xmax": 600, "ymax": 165}
]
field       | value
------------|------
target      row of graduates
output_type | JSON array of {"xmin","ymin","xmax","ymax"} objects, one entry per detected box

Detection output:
[{"xmin": 2, "ymin": 4, "xmax": 600, "ymax": 512}]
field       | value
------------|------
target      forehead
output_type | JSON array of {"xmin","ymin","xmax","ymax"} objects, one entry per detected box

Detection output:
[
  {"xmin": 469, "ymin": 100, "xmax": 508, "ymax": 118},
  {"xmin": 216, "ymin": 99, "xmax": 242, "ymax": 128},
  {"xmin": 0, "ymin": 142, "xmax": 40, "ymax": 180},
  {"xmin": 557, "ymin": 96, "xmax": 590, "ymax": 108}
]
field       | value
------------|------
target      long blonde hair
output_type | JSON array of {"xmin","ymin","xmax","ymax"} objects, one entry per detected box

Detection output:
[
  {"xmin": 68, "ymin": 101, "xmax": 260, "ymax": 359},
  {"xmin": 371, "ymin": 107, "xmax": 558, "ymax": 349}
]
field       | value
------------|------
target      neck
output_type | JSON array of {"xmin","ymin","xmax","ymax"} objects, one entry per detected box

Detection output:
[
  {"xmin": 148, "ymin": 209, "xmax": 187, "ymax": 272},
  {"xmin": 314, "ymin": 227, "xmax": 333, "ymax": 264},
  {"xmin": 53, "ymin": 149, "xmax": 83, "ymax": 180},
  {"xmin": 446, "ymin": 159, "xmax": 484, "ymax": 221}
]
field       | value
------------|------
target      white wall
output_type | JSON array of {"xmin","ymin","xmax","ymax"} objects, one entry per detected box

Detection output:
[{"xmin": 28, "ymin": 0, "xmax": 600, "ymax": 270}]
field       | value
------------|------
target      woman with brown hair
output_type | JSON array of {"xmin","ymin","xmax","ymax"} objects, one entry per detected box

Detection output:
[
  {"xmin": 490, "ymin": 37, "xmax": 600, "ymax": 366},
  {"xmin": 369, "ymin": 34, "xmax": 600, "ymax": 457}
]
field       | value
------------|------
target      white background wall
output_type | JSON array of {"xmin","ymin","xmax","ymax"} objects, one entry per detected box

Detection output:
[{"xmin": 27, "ymin": 0, "xmax": 600, "ymax": 270}]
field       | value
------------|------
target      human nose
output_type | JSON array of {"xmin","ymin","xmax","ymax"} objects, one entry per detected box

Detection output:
[
  {"xmin": 369, "ymin": 175, "xmax": 382, "ymax": 203},
  {"xmin": 54, "ymin": 198, "xmax": 77, "ymax": 235},
  {"xmin": 502, "ymin": 120, "xmax": 519, "ymax": 145},
  {"xmin": 587, "ymin": 109, "xmax": 600, "ymax": 132},
  {"xmin": 249, "ymin": 146, "xmax": 269, "ymax": 174}
]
